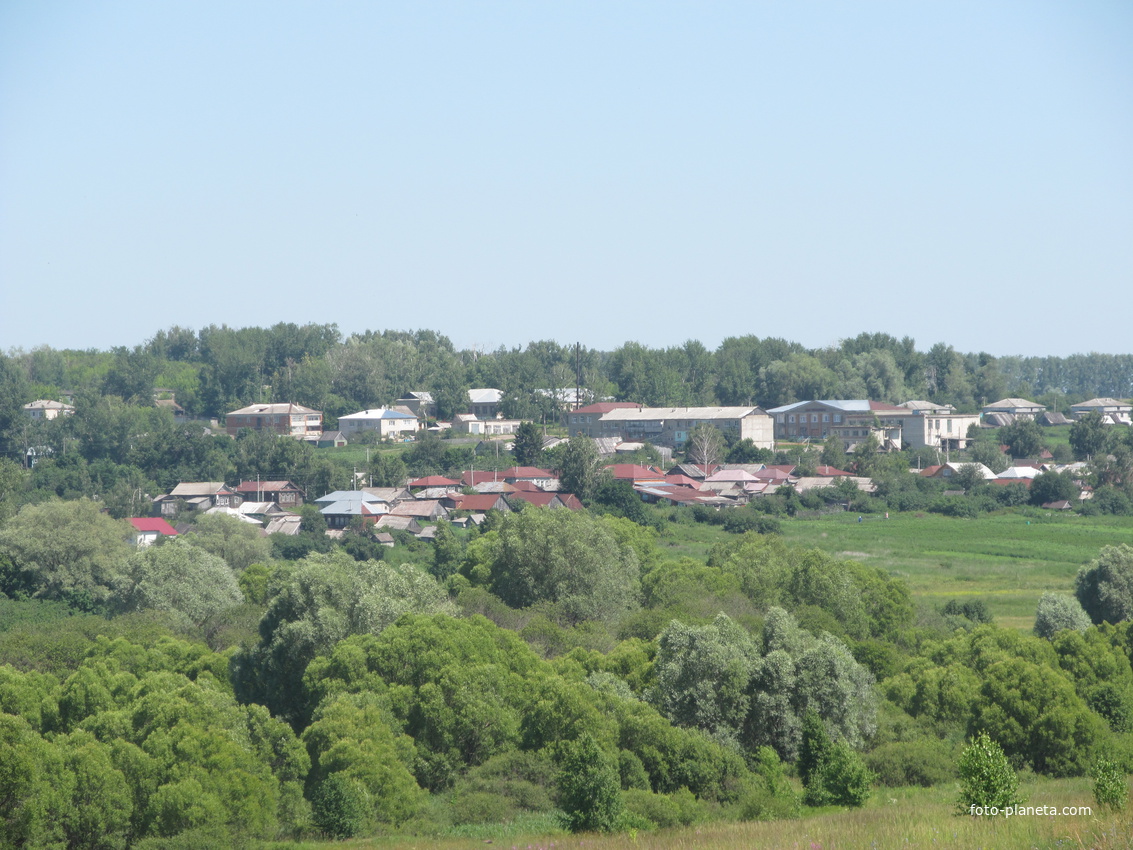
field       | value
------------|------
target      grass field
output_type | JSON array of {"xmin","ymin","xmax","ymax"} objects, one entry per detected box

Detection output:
[
  {"xmin": 656, "ymin": 511, "xmax": 1133, "ymax": 631},
  {"xmin": 268, "ymin": 777, "xmax": 1133, "ymax": 850}
]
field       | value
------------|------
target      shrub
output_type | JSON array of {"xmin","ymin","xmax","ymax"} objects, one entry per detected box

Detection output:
[
  {"xmin": 956, "ymin": 732, "xmax": 1021, "ymax": 813},
  {"xmin": 556, "ymin": 734, "xmax": 624, "ymax": 833},
  {"xmin": 804, "ymin": 741, "xmax": 873, "ymax": 807},
  {"xmin": 311, "ymin": 773, "xmax": 370, "ymax": 838},
  {"xmin": 1092, "ymin": 757, "xmax": 1129, "ymax": 812},
  {"xmin": 1034, "ymin": 593, "xmax": 1091, "ymax": 639},
  {"xmin": 867, "ymin": 740, "xmax": 955, "ymax": 787}
]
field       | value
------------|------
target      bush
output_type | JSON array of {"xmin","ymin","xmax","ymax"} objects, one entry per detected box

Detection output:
[
  {"xmin": 311, "ymin": 773, "xmax": 370, "ymax": 838},
  {"xmin": 1033, "ymin": 593, "xmax": 1091, "ymax": 639},
  {"xmin": 956, "ymin": 732, "xmax": 1021, "ymax": 814},
  {"xmin": 556, "ymin": 734, "xmax": 624, "ymax": 833},
  {"xmin": 1092, "ymin": 757, "xmax": 1129, "ymax": 812},
  {"xmin": 803, "ymin": 741, "xmax": 873, "ymax": 807},
  {"xmin": 867, "ymin": 740, "xmax": 955, "ymax": 787}
]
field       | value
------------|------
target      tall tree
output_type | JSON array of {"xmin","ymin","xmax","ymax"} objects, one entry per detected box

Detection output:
[
  {"xmin": 558, "ymin": 436, "xmax": 601, "ymax": 502},
  {"xmin": 511, "ymin": 422, "xmax": 544, "ymax": 467}
]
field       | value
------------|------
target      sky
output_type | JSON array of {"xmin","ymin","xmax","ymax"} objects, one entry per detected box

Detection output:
[{"xmin": 1, "ymin": 1, "xmax": 1130, "ymax": 358}]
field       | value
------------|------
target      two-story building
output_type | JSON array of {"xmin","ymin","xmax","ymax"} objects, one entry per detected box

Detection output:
[
  {"xmin": 1070, "ymin": 398, "xmax": 1133, "ymax": 425},
  {"xmin": 23, "ymin": 400, "xmax": 75, "ymax": 420},
  {"xmin": 337, "ymin": 407, "xmax": 420, "ymax": 439},
  {"xmin": 225, "ymin": 403, "xmax": 323, "ymax": 437},
  {"xmin": 766, "ymin": 400, "xmax": 904, "ymax": 450},
  {"xmin": 894, "ymin": 401, "xmax": 982, "ymax": 451},
  {"xmin": 563, "ymin": 402, "xmax": 643, "ymax": 438},
  {"xmin": 597, "ymin": 406, "xmax": 774, "ymax": 449}
]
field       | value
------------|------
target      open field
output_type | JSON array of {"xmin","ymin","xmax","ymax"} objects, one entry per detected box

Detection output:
[
  {"xmin": 268, "ymin": 777, "xmax": 1133, "ymax": 850},
  {"xmin": 657, "ymin": 511, "xmax": 1133, "ymax": 630}
]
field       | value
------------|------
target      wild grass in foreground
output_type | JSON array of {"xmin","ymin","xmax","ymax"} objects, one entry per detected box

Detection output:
[{"xmin": 266, "ymin": 777, "xmax": 1133, "ymax": 850}]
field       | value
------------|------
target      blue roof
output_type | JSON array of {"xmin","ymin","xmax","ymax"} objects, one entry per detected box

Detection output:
[
  {"xmin": 766, "ymin": 400, "xmax": 872, "ymax": 414},
  {"xmin": 339, "ymin": 408, "xmax": 417, "ymax": 420}
]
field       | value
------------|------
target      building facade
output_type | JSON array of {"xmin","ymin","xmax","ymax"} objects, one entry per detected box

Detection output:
[
  {"xmin": 226, "ymin": 403, "xmax": 323, "ymax": 437},
  {"xmin": 597, "ymin": 406, "xmax": 774, "ymax": 449}
]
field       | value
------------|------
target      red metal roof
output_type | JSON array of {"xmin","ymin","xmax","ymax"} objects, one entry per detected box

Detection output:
[
  {"xmin": 499, "ymin": 466, "xmax": 555, "ymax": 479},
  {"xmin": 128, "ymin": 518, "xmax": 178, "ymax": 536},
  {"xmin": 408, "ymin": 475, "xmax": 460, "ymax": 487},
  {"xmin": 604, "ymin": 464, "xmax": 664, "ymax": 481}
]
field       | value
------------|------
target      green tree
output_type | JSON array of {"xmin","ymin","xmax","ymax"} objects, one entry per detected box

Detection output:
[
  {"xmin": 956, "ymin": 732, "xmax": 1021, "ymax": 813},
  {"xmin": 1070, "ymin": 412, "xmax": 1109, "ymax": 461},
  {"xmin": 1091, "ymin": 757, "xmax": 1128, "ymax": 812},
  {"xmin": 820, "ymin": 435, "xmax": 845, "ymax": 469},
  {"xmin": 1076, "ymin": 545, "xmax": 1133, "ymax": 625},
  {"xmin": 1033, "ymin": 593, "xmax": 1092, "ymax": 639},
  {"xmin": 115, "ymin": 538, "xmax": 244, "ymax": 629},
  {"xmin": 1029, "ymin": 470, "xmax": 1077, "ymax": 506},
  {"xmin": 556, "ymin": 734, "xmax": 623, "ymax": 832},
  {"xmin": 185, "ymin": 511, "xmax": 272, "ymax": 571},
  {"xmin": 486, "ymin": 508, "xmax": 641, "ymax": 626},
  {"xmin": 999, "ymin": 418, "xmax": 1046, "ymax": 459},
  {"xmin": 0, "ymin": 498, "xmax": 131, "ymax": 611},
  {"xmin": 233, "ymin": 552, "xmax": 454, "ymax": 725},
  {"xmin": 368, "ymin": 451, "xmax": 407, "ymax": 488},
  {"xmin": 512, "ymin": 421, "xmax": 544, "ymax": 467},
  {"xmin": 969, "ymin": 441, "xmax": 1009, "ymax": 474},
  {"xmin": 558, "ymin": 436, "xmax": 601, "ymax": 502}
]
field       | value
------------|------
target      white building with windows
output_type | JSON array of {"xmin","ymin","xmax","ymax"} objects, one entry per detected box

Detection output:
[{"xmin": 337, "ymin": 407, "xmax": 420, "ymax": 439}]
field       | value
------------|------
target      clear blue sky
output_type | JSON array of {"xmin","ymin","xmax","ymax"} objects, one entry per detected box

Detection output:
[{"xmin": 2, "ymin": 1, "xmax": 1130, "ymax": 357}]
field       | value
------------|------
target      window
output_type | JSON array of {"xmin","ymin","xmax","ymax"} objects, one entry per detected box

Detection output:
[
  {"xmin": 833, "ymin": 414, "xmax": 842, "ymax": 423},
  {"xmin": 822, "ymin": 413, "xmax": 830, "ymax": 423},
  {"xmin": 811, "ymin": 414, "xmax": 819, "ymax": 423},
  {"xmin": 788, "ymin": 415, "xmax": 795, "ymax": 423}
]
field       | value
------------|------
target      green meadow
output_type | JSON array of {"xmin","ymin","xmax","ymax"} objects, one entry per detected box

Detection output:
[
  {"xmin": 658, "ymin": 511, "xmax": 1133, "ymax": 631},
  {"xmin": 273, "ymin": 777, "xmax": 1133, "ymax": 850}
]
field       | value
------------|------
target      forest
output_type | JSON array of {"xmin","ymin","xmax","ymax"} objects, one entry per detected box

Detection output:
[{"xmin": 1, "ymin": 325, "xmax": 1132, "ymax": 848}]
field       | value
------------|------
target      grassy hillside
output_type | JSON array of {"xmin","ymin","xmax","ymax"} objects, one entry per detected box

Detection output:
[{"xmin": 658, "ymin": 511, "xmax": 1133, "ymax": 631}]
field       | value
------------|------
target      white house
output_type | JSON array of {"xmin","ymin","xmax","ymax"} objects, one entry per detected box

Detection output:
[{"xmin": 337, "ymin": 407, "xmax": 420, "ymax": 439}]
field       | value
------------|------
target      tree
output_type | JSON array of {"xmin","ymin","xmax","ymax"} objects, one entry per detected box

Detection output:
[
  {"xmin": 820, "ymin": 435, "xmax": 845, "ymax": 469},
  {"xmin": 956, "ymin": 732, "xmax": 1021, "ymax": 813},
  {"xmin": 1076, "ymin": 545, "xmax": 1133, "ymax": 625},
  {"xmin": 512, "ymin": 422, "xmax": 544, "ymax": 467},
  {"xmin": 486, "ymin": 508, "xmax": 641, "ymax": 626},
  {"xmin": 1070, "ymin": 412, "xmax": 1109, "ymax": 461},
  {"xmin": 999, "ymin": 418, "xmax": 1045, "ymax": 459},
  {"xmin": 686, "ymin": 423, "xmax": 724, "ymax": 473},
  {"xmin": 368, "ymin": 451, "xmax": 407, "ymax": 488},
  {"xmin": 232, "ymin": 552, "xmax": 454, "ymax": 725},
  {"xmin": 953, "ymin": 463, "xmax": 989, "ymax": 494},
  {"xmin": 969, "ymin": 441, "xmax": 1009, "ymax": 474},
  {"xmin": 558, "ymin": 436, "xmax": 600, "ymax": 502},
  {"xmin": 1029, "ymin": 471, "xmax": 1077, "ymax": 506},
  {"xmin": 556, "ymin": 734, "xmax": 623, "ymax": 832},
  {"xmin": 0, "ymin": 499, "xmax": 131, "ymax": 611},
  {"xmin": 185, "ymin": 511, "xmax": 272, "ymax": 571},
  {"xmin": 1033, "ymin": 593, "xmax": 1092, "ymax": 639},
  {"xmin": 115, "ymin": 538, "xmax": 244, "ymax": 628}
]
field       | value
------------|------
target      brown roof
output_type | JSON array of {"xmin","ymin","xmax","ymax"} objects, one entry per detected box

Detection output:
[{"xmin": 572, "ymin": 402, "xmax": 643, "ymax": 415}]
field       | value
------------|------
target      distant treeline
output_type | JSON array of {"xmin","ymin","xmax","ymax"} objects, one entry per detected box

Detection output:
[{"xmin": 4, "ymin": 326, "xmax": 1133, "ymax": 426}]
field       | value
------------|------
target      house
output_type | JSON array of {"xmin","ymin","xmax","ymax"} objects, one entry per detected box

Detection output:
[
  {"xmin": 445, "ymin": 493, "xmax": 511, "ymax": 513},
  {"xmin": 390, "ymin": 500, "xmax": 450, "ymax": 521},
  {"xmin": 316, "ymin": 491, "xmax": 390, "ymax": 529},
  {"xmin": 154, "ymin": 483, "xmax": 241, "ymax": 517},
  {"xmin": 1070, "ymin": 398, "xmax": 1132, "ymax": 425},
  {"xmin": 23, "ymin": 400, "xmax": 74, "ymax": 420},
  {"xmin": 313, "ymin": 430, "xmax": 348, "ymax": 448},
  {"xmin": 235, "ymin": 480, "xmax": 305, "ymax": 507},
  {"xmin": 604, "ymin": 464, "xmax": 667, "ymax": 486},
  {"xmin": 408, "ymin": 475, "xmax": 461, "ymax": 490},
  {"xmin": 264, "ymin": 514, "xmax": 302, "ymax": 536},
  {"xmin": 919, "ymin": 462, "xmax": 996, "ymax": 481},
  {"xmin": 597, "ymin": 406, "xmax": 774, "ymax": 449},
  {"xmin": 128, "ymin": 517, "xmax": 178, "ymax": 547},
  {"xmin": 563, "ymin": 402, "xmax": 643, "ymax": 438},
  {"xmin": 507, "ymin": 492, "xmax": 583, "ymax": 510},
  {"xmin": 154, "ymin": 391, "xmax": 187, "ymax": 421},
  {"xmin": 395, "ymin": 391, "xmax": 436, "ymax": 419},
  {"xmin": 226, "ymin": 402, "xmax": 323, "ymax": 437},
  {"xmin": 452, "ymin": 414, "xmax": 523, "ymax": 436},
  {"xmin": 766, "ymin": 400, "xmax": 904, "ymax": 450},
  {"xmin": 498, "ymin": 466, "xmax": 560, "ymax": 489},
  {"xmin": 372, "ymin": 515, "xmax": 422, "ymax": 534},
  {"xmin": 467, "ymin": 388, "xmax": 504, "ymax": 419},
  {"xmin": 982, "ymin": 398, "xmax": 1046, "ymax": 424},
  {"xmin": 337, "ymin": 407, "xmax": 420, "ymax": 439},
  {"xmin": 895, "ymin": 401, "xmax": 982, "ymax": 451}
]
